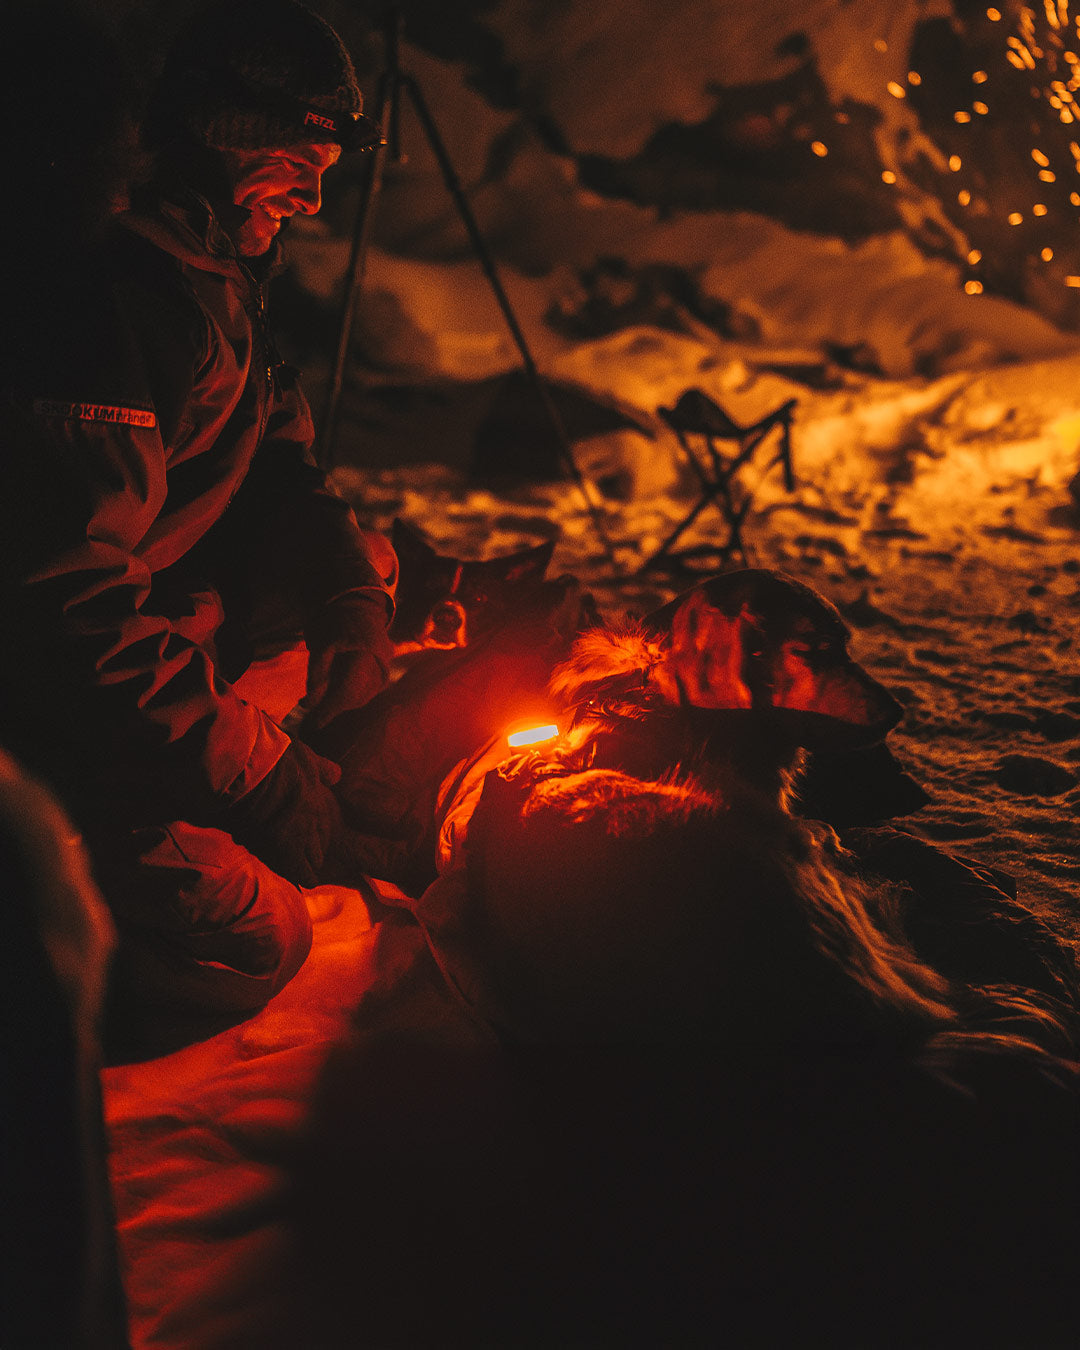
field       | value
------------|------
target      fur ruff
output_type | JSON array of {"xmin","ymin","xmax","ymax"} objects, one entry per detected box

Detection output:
[{"xmin": 548, "ymin": 624, "xmax": 664, "ymax": 708}]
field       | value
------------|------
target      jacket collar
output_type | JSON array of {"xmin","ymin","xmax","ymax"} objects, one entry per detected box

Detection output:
[{"xmin": 118, "ymin": 181, "xmax": 284, "ymax": 279}]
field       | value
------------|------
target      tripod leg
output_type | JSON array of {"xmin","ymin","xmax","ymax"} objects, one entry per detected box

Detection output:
[
  {"xmin": 401, "ymin": 73, "xmax": 618, "ymax": 567},
  {"xmin": 317, "ymin": 69, "xmax": 397, "ymax": 469}
]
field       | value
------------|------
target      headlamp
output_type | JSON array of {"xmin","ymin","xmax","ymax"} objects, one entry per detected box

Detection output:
[
  {"xmin": 296, "ymin": 104, "xmax": 384, "ymax": 153},
  {"xmin": 191, "ymin": 60, "xmax": 385, "ymax": 153}
]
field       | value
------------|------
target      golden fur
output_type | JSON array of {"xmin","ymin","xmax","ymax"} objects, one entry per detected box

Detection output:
[{"xmin": 548, "ymin": 623, "xmax": 664, "ymax": 707}]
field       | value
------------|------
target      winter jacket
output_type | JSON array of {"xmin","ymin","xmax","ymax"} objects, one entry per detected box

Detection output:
[{"xmin": 0, "ymin": 186, "xmax": 391, "ymax": 831}]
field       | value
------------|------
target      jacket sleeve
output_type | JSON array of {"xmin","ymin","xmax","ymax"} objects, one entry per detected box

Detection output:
[
  {"xmin": 2, "ymin": 288, "xmax": 290, "ymax": 823},
  {"xmin": 223, "ymin": 363, "xmax": 395, "ymax": 619}
]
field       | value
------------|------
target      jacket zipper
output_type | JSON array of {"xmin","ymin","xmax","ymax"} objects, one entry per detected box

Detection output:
[{"xmin": 239, "ymin": 261, "xmax": 275, "ymax": 448}]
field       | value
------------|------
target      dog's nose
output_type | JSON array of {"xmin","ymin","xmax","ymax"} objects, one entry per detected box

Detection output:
[{"xmin": 430, "ymin": 600, "xmax": 466, "ymax": 644}]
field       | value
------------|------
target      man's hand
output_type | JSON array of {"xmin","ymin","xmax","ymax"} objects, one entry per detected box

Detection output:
[
  {"xmin": 305, "ymin": 593, "xmax": 394, "ymax": 730},
  {"xmin": 223, "ymin": 739, "xmax": 410, "ymax": 887},
  {"xmin": 223, "ymin": 741, "xmax": 347, "ymax": 887}
]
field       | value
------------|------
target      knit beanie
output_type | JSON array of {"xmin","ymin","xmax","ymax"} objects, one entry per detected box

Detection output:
[{"xmin": 147, "ymin": 0, "xmax": 379, "ymax": 154}]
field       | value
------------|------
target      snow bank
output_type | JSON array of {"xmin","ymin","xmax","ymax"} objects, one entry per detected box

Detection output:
[
  {"xmin": 555, "ymin": 332, "xmax": 1080, "ymax": 537},
  {"xmin": 284, "ymin": 8, "xmax": 1079, "ymax": 386}
]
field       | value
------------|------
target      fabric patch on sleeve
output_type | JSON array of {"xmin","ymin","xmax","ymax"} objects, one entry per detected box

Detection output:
[{"xmin": 34, "ymin": 398, "xmax": 157, "ymax": 429}]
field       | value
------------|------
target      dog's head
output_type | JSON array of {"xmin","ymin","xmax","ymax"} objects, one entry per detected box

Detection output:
[
  {"xmin": 645, "ymin": 570, "xmax": 902, "ymax": 749},
  {"xmin": 552, "ymin": 570, "xmax": 900, "ymax": 756},
  {"xmin": 390, "ymin": 518, "xmax": 555, "ymax": 655}
]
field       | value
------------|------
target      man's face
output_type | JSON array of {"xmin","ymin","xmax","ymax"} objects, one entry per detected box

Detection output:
[{"xmin": 219, "ymin": 140, "xmax": 342, "ymax": 256}]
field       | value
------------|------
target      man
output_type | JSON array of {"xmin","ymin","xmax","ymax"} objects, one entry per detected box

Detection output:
[{"xmin": 0, "ymin": 0, "xmax": 397, "ymax": 1024}]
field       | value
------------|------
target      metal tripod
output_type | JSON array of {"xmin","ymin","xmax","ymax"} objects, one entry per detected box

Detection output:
[{"xmin": 317, "ymin": 9, "xmax": 618, "ymax": 566}]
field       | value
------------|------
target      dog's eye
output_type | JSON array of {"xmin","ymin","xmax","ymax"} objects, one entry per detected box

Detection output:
[{"xmin": 790, "ymin": 638, "xmax": 837, "ymax": 658}]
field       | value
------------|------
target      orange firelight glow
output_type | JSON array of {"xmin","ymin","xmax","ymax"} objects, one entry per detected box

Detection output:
[{"xmin": 507, "ymin": 724, "xmax": 560, "ymax": 748}]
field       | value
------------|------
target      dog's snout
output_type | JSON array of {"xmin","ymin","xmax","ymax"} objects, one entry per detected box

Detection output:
[{"xmin": 430, "ymin": 600, "xmax": 466, "ymax": 643}]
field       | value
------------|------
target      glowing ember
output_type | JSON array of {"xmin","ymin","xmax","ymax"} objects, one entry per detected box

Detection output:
[{"xmin": 507, "ymin": 724, "xmax": 560, "ymax": 748}]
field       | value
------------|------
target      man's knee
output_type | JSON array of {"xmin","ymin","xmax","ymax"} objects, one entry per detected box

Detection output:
[{"xmin": 101, "ymin": 821, "xmax": 313, "ymax": 1016}]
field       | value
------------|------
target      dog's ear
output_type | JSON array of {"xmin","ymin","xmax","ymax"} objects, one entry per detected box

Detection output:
[
  {"xmin": 653, "ymin": 589, "xmax": 759, "ymax": 710},
  {"xmin": 389, "ymin": 520, "xmax": 460, "ymax": 644},
  {"xmin": 391, "ymin": 518, "xmax": 441, "ymax": 568},
  {"xmin": 470, "ymin": 539, "xmax": 555, "ymax": 587},
  {"xmin": 643, "ymin": 569, "xmax": 758, "ymax": 635}
]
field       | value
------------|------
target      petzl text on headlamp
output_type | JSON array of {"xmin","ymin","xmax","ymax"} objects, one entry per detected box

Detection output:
[{"xmin": 297, "ymin": 104, "xmax": 383, "ymax": 152}]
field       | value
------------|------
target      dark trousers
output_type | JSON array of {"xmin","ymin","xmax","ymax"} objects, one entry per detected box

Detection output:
[
  {"xmin": 101, "ymin": 816, "xmax": 314, "ymax": 1027},
  {"xmin": 100, "ymin": 530, "xmax": 399, "ymax": 1042},
  {"xmin": 97, "ymin": 646, "xmax": 316, "ymax": 1056}
]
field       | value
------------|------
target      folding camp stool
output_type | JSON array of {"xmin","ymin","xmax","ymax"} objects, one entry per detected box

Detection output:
[{"xmin": 641, "ymin": 389, "xmax": 797, "ymax": 574}]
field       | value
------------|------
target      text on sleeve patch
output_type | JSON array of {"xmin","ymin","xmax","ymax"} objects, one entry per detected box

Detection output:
[{"xmin": 34, "ymin": 398, "xmax": 157, "ymax": 428}]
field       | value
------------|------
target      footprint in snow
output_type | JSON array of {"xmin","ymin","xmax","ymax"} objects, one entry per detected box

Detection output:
[{"xmin": 994, "ymin": 755, "xmax": 1078, "ymax": 797}]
